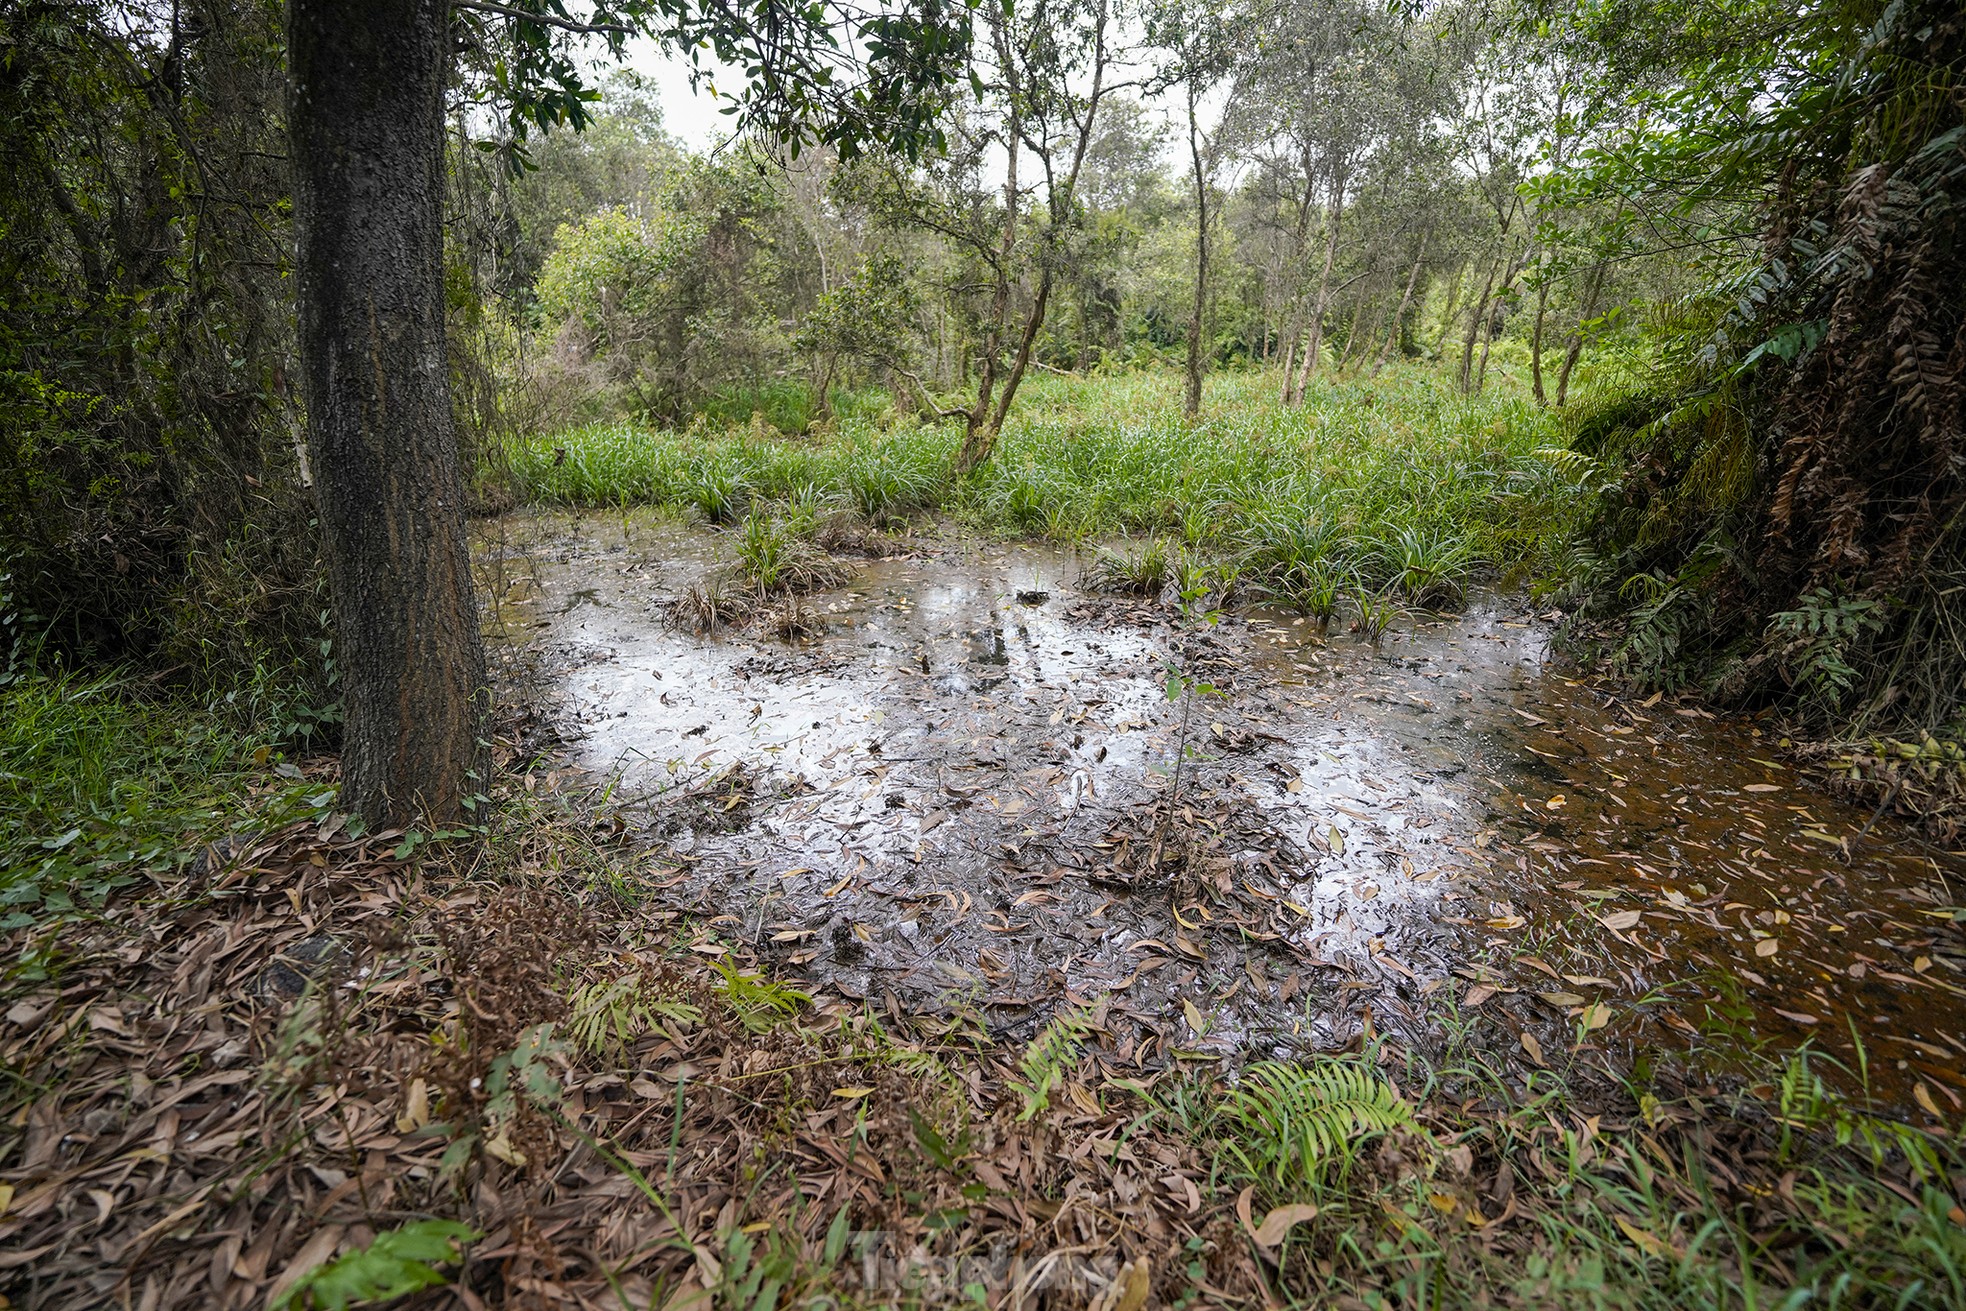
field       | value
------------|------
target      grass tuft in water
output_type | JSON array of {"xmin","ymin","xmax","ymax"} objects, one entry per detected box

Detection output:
[{"xmin": 1084, "ymin": 537, "xmax": 1172, "ymax": 597}]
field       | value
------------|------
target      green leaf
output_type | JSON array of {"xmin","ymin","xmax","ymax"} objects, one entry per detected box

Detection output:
[
  {"xmin": 823, "ymin": 1204, "xmax": 852, "ymax": 1266},
  {"xmin": 276, "ymin": 1220, "xmax": 479, "ymax": 1311}
]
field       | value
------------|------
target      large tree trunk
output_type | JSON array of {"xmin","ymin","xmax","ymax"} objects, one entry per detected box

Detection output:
[{"xmin": 290, "ymin": 0, "xmax": 488, "ymax": 828}]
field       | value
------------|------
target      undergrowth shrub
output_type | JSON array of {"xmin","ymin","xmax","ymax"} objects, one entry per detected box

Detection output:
[
  {"xmin": 0, "ymin": 670, "xmax": 320, "ymax": 950},
  {"xmin": 1558, "ymin": 0, "xmax": 1966, "ymax": 798}
]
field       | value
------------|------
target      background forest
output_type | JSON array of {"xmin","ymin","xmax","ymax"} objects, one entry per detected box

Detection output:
[{"xmin": 6, "ymin": 0, "xmax": 1961, "ymax": 766}]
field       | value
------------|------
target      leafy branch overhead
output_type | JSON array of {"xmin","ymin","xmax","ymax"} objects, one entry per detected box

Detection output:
[{"xmin": 453, "ymin": 0, "xmax": 981, "ymax": 166}]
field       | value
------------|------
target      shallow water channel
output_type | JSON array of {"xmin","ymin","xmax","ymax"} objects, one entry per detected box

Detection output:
[{"xmin": 478, "ymin": 510, "xmax": 1966, "ymax": 1115}]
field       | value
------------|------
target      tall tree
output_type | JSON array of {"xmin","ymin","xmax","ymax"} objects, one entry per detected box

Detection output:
[
  {"xmin": 288, "ymin": 0, "xmax": 975, "ymax": 827},
  {"xmin": 953, "ymin": 0, "xmax": 1124, "ymax": 471},
  {"xmin": 290, "ymin": 0, "xmax": 484, "ymax": 829},
  {"xmin": 1148, "ymin": 0, "xmax": 1243, "ymax": 419},
  {"xmin": 850, "ymin": 0, "xmax": 1126, "ymax": 472},
  {"xmin": 1238, "ymin": 0, "xmax": 1411, "ymax": 405}
]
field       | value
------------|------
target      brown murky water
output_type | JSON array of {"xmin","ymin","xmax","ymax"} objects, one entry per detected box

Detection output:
[{"xmin": 477, "ymin": 510, "xmax": 1966, "ymax": 1115}]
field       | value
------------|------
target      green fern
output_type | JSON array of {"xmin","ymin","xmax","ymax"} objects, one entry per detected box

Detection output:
[
  {"xmin": 1227, "ymin": 1059, "xmax": 1415, "ymax": 1192},
  {"xmin": 1008, "ymin": 1005, "xmax": 1096, "ymax": 1121}
]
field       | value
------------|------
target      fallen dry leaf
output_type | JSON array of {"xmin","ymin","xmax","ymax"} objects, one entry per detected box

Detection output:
[
  {"xmin": 1615, "ymin": 1216, "xmax": 1669, "ymax": 1258},
  {"xmin": 1251, "ymin": 1202, "xmax": 1321, "ymax": 1248}
]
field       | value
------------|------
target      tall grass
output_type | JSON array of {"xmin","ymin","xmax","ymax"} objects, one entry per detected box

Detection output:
[{"xmin": 503, "ymin": 367, "xmax": 1590, "ymax": 602}]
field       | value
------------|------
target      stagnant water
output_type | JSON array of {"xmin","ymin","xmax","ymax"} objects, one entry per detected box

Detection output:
[{"xmin": 477, "ymin": 510, "xmax": 1966, "ymax": 1114}]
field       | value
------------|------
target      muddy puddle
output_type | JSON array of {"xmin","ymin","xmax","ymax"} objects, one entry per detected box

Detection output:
[{"xmin": 477, "ymin": 510, "xmax": 1966, "ymax": 1115}]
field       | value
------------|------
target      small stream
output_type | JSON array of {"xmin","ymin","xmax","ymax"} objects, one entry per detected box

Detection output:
[{"xmin": 478, "ymin": 510, "xmax": 1966, "ymax": 1115}]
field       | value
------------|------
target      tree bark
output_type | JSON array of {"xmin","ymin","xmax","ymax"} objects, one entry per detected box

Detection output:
[
  {"xmin": 1182, "ymin": 80, "xmax": 1208, "ymax": 420},
  {"xmin": 290, "ymin": 0, "xmax": 489, "ymax": 828},
  {"xmin": 1373, "ymin": 226, "xmax": 1430, "ymax": 374},
  {"xmin": 1289, "ymin": 173, "xmax": 1346, "ymax": 405}
]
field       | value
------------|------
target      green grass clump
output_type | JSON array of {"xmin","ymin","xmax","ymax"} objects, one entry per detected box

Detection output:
[
  {"xmin": 503, "ymin": 366, "xmax": 1591, "ymax": 608},
  {"xmin": 0, "ymin": 670, "xmax": 312, "ymax": 944},
  {"xmin": 728, "ymin": 511, "xmax": 847, "ymax": 594},
  {"xmin": 1084, "ymin": 537, "xmax": 1172, "ymax": 596}
]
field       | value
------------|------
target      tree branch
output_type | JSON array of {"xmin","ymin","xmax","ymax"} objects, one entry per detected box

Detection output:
[
  {"xmin": 892, "ymin": 366, "xmax": 971, "ymax": 422},
  {"xmin": 451, "ymin": 1, "xmax": 634, "ymax": 37}
]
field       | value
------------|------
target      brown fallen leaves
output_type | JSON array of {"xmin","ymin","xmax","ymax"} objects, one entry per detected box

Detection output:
[{"xmin": 0, "ymin": 823, "xmax": 1272, "ymax": 1310}]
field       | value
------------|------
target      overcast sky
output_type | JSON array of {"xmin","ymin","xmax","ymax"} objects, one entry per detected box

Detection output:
[{"xmin": 625, "ymin": 40, "xmax": 752, "ymax": 152}]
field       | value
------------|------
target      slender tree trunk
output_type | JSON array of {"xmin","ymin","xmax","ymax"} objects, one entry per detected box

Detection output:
[
  {"xmin": 814, "ymin": 355, "xmax": 837, "ymax": 424},
  {"xmin": 1476, "ymin": 244, "xmax": 1527, "ymax": 393},
  {"xmin": 1276, "ymin": 160, "xmax": 1319, "ymax": 402},
  {"xmin": 1278, "ymin": 305, "xmax": 1299, "ymax": 389},
  {"xmin": 1430, "ymin": 257, "xmax": 1467, "ymax": 358},
  {"xmin": 290, "ymin": 0, "xmax": 488, "ymax": 828},
  {"xmin": 1374, "ymin": 226, "xmax": 1430, "ymax": 374},
  {"xmin": 1183, "ymin": 81, "xmax": 1208, "ymax": 420},
  {"xmin": 958, "ymin": 0, "xmax": 1108, "ymax": 470},
  {"xmin": 1339, "ymin": 283, "xmax": 1371, "ymax": 370},
  {"xmin": 957, "ymin": 69, "xmax": 1017, "ymax": 474},
  {"xmin": 1530, "ymin": 270, "xmax": 1551, "ymax": 404},
  {"xmin": 1458, "ymin": 257, "xmax": 1499, "ymax": 394},
  {"xmin": 1291, "ymin": 177, "xmax": 1346, "ymax": 405},
  {"xmin": 1555, "ymin": 254, "xmax": 1610, "ymax": 407},
  {"xmin": 1531, "ymin": 85, "xmax": 1569, "ymax": 407}
]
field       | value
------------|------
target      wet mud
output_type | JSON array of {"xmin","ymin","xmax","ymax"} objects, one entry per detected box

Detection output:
[{"xmin": 477, "ymin": 510, "xmax": 1966, "ymax": 1114}]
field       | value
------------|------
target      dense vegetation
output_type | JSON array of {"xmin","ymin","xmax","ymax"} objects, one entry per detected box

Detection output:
[
  {"xmin": 3, "ymin": 0, "xmax": 1964, "ymax": 1306},
  {"xmin": 515, "ymin": 371, "xmax": 1573, "ymax": 558},
  {"xmin": 7, "ymin": 0, "xmax": 1960, "ymax": 758}
]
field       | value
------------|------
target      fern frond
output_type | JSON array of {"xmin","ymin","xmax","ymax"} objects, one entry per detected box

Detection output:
[
  {"xmin": 1008, "ymin": 1004, "xmax": 1095, "ymax": 1121},
  {"xmin": 1228, "ymin": 1059, "xmax": 1415, "ymax": 1190}
]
